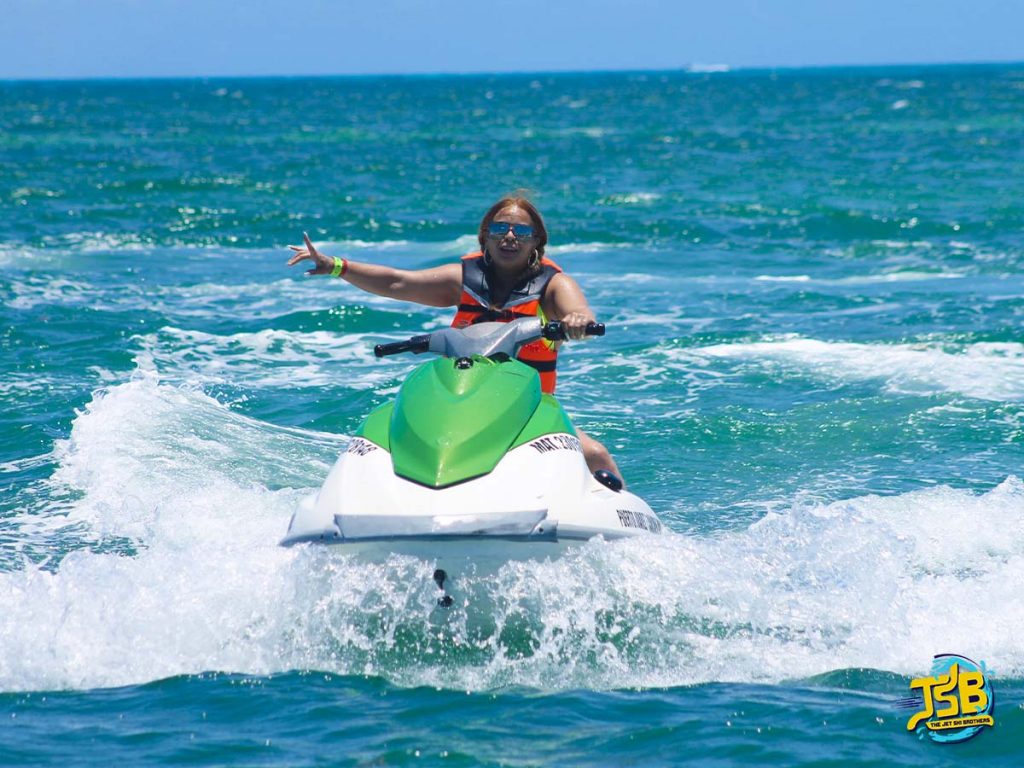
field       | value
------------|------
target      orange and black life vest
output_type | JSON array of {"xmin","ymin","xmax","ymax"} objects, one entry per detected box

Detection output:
[{"xmin": 451, "ymin": 251, "xmax": 561, "ymax": 393}]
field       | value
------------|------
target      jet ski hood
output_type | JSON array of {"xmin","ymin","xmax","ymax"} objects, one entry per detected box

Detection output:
[{"xmin": 390, "ymin": 354, "xmax": 541, "ymax": 488}]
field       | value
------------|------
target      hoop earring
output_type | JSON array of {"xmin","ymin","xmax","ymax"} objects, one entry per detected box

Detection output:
[{"xmin": 528, "ymin": 249, "xmax": 540, "ymax": 268}]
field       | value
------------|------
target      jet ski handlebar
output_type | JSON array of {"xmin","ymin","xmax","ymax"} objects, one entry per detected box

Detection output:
[
  {"xmin": 541, "ymin": 321, "xmax": 605, "ymax": 341},
  {"xmin": 374, "ymin": 334, "xmax": 432, "ymax": 358},
  {"xmin": 374, "ymin": 320, "xmax": 605, "ymax": 358}
]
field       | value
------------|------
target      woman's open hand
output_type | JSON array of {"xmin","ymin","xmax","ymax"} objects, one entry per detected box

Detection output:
[{"xmin": 287, "ymin": 232, "xmax": 334, "ymax": 275}]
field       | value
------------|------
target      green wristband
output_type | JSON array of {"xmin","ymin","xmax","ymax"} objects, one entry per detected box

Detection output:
[{"xmin": 331, "ymin": 256, "xmax": 346, "ymax": 278}]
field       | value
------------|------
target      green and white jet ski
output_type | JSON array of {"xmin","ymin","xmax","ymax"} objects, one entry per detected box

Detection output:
[{"xmin": 281, "ymin": 318, "xmax": 664, "ymax": 600}]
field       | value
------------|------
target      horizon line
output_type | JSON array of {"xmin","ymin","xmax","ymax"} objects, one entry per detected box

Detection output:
[{"xmin": 2, "ymin": 58, "xmax": 1022, "ymax": 84}]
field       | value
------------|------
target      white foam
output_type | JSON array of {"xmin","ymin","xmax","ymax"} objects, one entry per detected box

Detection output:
[
  {"xmin": 0, "ymin": 373, "xmax": 63, "ymax": 397},
  {"xmin": 834, "ymin": 270, "xmax": 966, "ymax": 284},
  {"xmin": 3, "ymin": 378, "xmax": 1021, "ymax": 693},
  {"xmin": 870, "ymin": 239, "xmax": 932, "ymax": 250},
  {"xmin": 754, "ymin": 274, "xmax": 812, "ymax": 283},
  {"xmin": 598, "ymin": 192, "xmax": 661, "ymax": 206},
  {"xmin": 682, "ymin": 338, "xmax": 1024, "ymax": 402},
  {"xmin": 7, "ymin": 277, "xmax": 96, "ymax": 310},
  {"xmin": 42, "ymin": 231, "xmax": 153, "ymax": 252},
  {"xmin": 754, "ymin": 272, "xmax": 965, "ymax": 285},
  {"xmin": 416, "ymin": 478, "xmax": 1024, "ymax": 690},
  {"xmin": 547, "ymin": 241, "xmax": 628, "ymax": 256},
  {"xmin": 555, "ymin": 126, "xmax": 610, "ymax": 138},
  {"xmin": 49, "ymin": 377, "xmax": 342, "ymax": 537},
  {"xmin": 0, "ymin": 454, "xmax": 52, "ymax": 475},
  {"xmin": 314, "ymin": 235, "xmax": 476, "ymax": 255},
  {"xmin": 6, "ymin": 272, "xmax": 416, "ymax": 320},
  {"xmin": 134, "ymin": 326, "xmax": 412, "ymax": 390}
]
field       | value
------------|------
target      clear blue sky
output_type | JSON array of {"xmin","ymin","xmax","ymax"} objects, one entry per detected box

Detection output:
[{"xmin": 3, "ymin": 0, "xmax": 1022, "ymax": 79}]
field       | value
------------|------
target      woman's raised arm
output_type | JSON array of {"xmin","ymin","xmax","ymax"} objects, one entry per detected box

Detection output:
[{"xmin": 287, "ymin": 232, "xmax": 462, "ymax": 308}]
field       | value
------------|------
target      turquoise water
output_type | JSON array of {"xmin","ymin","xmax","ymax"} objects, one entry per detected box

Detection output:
[{"xmin": 2, "ymin": 65, "xmax": 1023, "ymax": 764}]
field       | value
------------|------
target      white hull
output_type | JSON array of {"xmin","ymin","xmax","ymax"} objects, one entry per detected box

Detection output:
[{"xmin": 283, "ymin": 432, "xmax": 664, "ymax": 587}]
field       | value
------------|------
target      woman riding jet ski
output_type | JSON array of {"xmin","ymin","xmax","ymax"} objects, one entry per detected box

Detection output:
[
  {"xmin": 282, "ymin": 196, "xmax": 664, "ymax": 593},
  {"xmin": 287, "ymin": 194, "xmax": 623, "ymax": 484}
]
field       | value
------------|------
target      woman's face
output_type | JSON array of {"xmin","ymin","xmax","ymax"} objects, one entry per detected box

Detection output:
[{"xmin": 484, "ymin": 205, "xmax": 537, "ymax": 272}]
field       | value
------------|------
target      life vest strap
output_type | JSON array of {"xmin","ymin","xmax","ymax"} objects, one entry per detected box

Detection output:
[{"xmin": 457, "ymin": 304, "xmax": 533, "ymax": 323}]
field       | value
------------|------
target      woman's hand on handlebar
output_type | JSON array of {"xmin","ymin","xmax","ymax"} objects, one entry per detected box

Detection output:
[
  {"xmin": 287, "ymin": 232, "xmax": 335, "ymax": 276},
  {"xmin": 560, "ymin": 311, "xmax": 596, "ymax": 340}
]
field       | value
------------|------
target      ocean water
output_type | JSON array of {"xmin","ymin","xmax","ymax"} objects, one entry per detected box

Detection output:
[{"xmin": 2, "ymin": 65, "xmax": 1023, "ymax": 765}]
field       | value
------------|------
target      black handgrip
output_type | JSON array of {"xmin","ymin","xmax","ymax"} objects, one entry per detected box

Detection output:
[
  {"xmin": 542, "ymin": 321, "xmax": 606, "ymax": 341},
  {"xmin": 374, "ymin": 335, "xmax": 431, "ymax": 357}
]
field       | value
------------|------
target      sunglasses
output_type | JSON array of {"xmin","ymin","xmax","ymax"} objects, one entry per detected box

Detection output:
[{"xmin": 487, "ymin": 221, "xmax": 535, "ymax": 239}]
